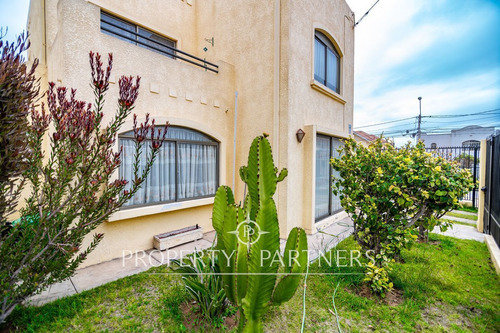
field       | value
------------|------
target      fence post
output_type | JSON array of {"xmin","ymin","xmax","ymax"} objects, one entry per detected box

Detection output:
[
  {"xmin": 477, "ymin": 139, "xmax": 487, "ymax": 232},
  {"xmin": 472, "ymin": 147, "xmax": 478, "ymax": 208}
]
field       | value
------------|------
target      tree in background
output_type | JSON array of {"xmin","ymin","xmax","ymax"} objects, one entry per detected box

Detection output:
[{"xmin": 0, "ymin": 33, "xmax": 168, "ymax": 323}]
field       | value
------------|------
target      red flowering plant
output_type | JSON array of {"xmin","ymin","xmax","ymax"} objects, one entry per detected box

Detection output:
[{"xmin": 0, "ymin": 35, "xmax": 168, "ymax": 323}]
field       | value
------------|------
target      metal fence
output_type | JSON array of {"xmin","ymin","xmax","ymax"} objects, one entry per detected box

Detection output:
[
  {"xmin": 483, "ymin": 133, "xmax": 500, "ymax": 246},
  {"xmin": 425, "ymin": 145, "xmax": 480, "ymax": 208}
]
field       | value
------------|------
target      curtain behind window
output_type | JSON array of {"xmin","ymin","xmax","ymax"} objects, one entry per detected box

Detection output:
[
  {"xmin": 119, "ymin": 127, "xmax": 218, "ymax": 207},
  {"xmin": 314, "ymin": 38, "xmax": 326, "ymax": 84},
  {"xmin": 315, "ymin": 136, "xmax": 330, "ymax": 219}
]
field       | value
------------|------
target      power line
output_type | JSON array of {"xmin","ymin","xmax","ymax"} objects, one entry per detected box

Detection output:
[
  {"xmin": 423, "ymin": 108, "xmax": 500, "ymax": 118},
  {"xmin": 355, "ymin": 0, "xmax": 382, "ymax": 27},
  {"xmin": 355, "ymin": 107, "xmax": 500, "ymax": 130},
  {"xmin": 354, "ymin": 116, "xmax": 416, "ymax": 129}
]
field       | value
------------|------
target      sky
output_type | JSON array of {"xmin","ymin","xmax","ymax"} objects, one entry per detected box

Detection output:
[
  {"xmin": 1, "ymin": 0, "xmax": 499, "ymax": 146},
  {"xmin": 0, "ymin": 0, "xmax": 30, "ymax": 43},
  {"xmin": 345, "ymin": 0, "xmax": 500, "ymax": 145}
]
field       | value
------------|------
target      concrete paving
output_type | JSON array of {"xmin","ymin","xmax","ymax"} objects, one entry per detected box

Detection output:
[
  {"xmin": 432, "ymin": 223, "xmax": 485, "ymax": 243},
  {"xmin": 450, "ymin": 210, "xmax": 478, "ymax": 216},
  {"xmin": 27, "ymin": 217, "xmax": 354, "ymax": 306},
  {"xmin": 442, "ymin": 215, "xmax": 477, "ymax": 225}
]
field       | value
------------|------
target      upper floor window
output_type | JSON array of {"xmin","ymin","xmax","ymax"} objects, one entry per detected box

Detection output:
[
  {"xmin": 100, "ymin": 11, "xmax": 176, "ymax": 59},
  {"xmin": 314, "ymin": 30, "xmax": 340, "ymax": 94},
  {"xmin": 119, "ymin": 126, "xmax": 219, "ymax": 208}
]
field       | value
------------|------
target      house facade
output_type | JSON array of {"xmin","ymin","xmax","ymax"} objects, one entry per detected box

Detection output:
[
  {"xmin": 421, "ymin": 125, "xmax": 496, "ymax": 148},
  {"xmin": 27, "ymin": 0, "xmax": 355, "ymax": 267}
]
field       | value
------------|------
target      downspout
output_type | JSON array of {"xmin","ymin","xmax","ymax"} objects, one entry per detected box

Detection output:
[
  {"xmin": 273, "ymin": 0, "xmax": 280, "ymax": 164},
  {"xmin": 43, "ymin": 0, "xmax": 47, "ymax": 66},
  {"xmin": 232, "ymin": 91, "xmax": 238, "ymax": 191},
  {"xmin": 273, "ymin": 0, "xmax": 281, "ymax": 219}
]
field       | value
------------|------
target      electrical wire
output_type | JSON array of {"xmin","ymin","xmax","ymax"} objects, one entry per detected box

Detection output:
[
  {"xmin": 355, "ymin": 107, "xmax": 500, "ymax": 131},
  {"xmin": 354, "ymin": 116, "xmax": 416, "ymax": 129},
  {"xmin": 355, "ymin": 0, "xmax": 381, "ymax": 27}
]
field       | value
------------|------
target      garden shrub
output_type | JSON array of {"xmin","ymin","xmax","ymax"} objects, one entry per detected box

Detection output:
[
  {"xmin": 171, "ymin": 252, "xmax": 230, "ymax": 324},
  {"xmin": 331, "ymin": 137, "xmax": 473, "ymax": 295},
  {"xmin": 0, "ymin": 34, "xmax": 167, "ymax": 323}
]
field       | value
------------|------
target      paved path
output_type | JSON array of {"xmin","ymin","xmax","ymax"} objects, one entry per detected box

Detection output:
[
  {"xmin": 432, "ymin": 223, "xmax": 484, "ymax": 242},
  {"xmin": 450, "ymin": 210, "xmax": 478, "ymax": 216},
  {"xmin": 27, "ymin": 217, "xmax": 354, "ymax": 306},
  {"xmin": 442, "ymin": 215, "xmax": 477, "ymax": 225}
]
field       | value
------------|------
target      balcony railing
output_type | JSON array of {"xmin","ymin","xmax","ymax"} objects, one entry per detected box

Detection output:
[{"xmin": 100, "ymin": 14, "xmax": 219, "ymax": 73}]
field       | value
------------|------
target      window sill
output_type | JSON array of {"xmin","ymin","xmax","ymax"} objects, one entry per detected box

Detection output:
[
  {"xmin": 312, "ymin": 210, "xmax": 348, "ymax": 233},
  {"xmin": 107, "ymin": 197, "xmax": 215, "ymax": 222},
  {"xmin": 310, "ymin": 80, "xmax": 346, "ymax": 104}
]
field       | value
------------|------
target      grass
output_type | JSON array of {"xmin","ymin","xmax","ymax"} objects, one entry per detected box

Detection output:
[
  {"xmin": 3, "ymin": 234, "xmax": 499, "ymax": 332},
  {"xmin": 446, "ymin": 211, "xmax": 478, "ymax": 221},
  {"xmin": 457, "ymin": 206, "xmax": 479, "ymax": 214}
]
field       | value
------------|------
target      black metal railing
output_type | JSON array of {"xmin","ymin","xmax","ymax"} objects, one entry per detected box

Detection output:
[
  {"xmin": 425, "ymin": 146, "xmax": 480, "ymax": 207},
  {"xmin": 483, "ymin": 133, "xmax": 499, "ymax": 245},
  {"xmin": 101, "ymin": 17, "xmax": 219, "ymax": 73}
]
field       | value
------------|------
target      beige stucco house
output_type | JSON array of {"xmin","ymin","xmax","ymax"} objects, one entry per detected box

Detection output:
[{"xmin": 27, "ymin": 0, "xmax": 355, "ymax": 267}]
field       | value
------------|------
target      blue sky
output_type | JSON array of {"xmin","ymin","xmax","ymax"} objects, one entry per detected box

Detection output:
[
  {"xmin": 0, "ymin": 0, "xmax": 30, "ymax": 43},
  {"xmin": 1, "ymin": 0, "xmax": 499, "ymax": 144},
  {"xmin": 346, "ymin": 0, "xmax": 500, "ymax": 144}
]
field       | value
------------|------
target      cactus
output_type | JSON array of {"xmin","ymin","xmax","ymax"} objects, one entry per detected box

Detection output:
[{"xmin": 212, "ymin": 135, "xmax": 308, "ymax": 332}]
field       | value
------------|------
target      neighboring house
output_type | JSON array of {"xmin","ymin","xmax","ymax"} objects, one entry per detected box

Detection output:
[
  {"xmin": 421, "ymin": 125, "xmax": 496, "ymax": 148},
  {"xmin": 27, "ymin": 0, "xmax": 355, "ymax": 267},
  {"xmin": 353, "ymin": 130, "xmax": 392, "ymax": 146}
]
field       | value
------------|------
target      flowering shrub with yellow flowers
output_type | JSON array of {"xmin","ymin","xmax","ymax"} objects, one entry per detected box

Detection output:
[{"xmin": 331, "ymin": 137, "xmax": 473, "ymax": 295}]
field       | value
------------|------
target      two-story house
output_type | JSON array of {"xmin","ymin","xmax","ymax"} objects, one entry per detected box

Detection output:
[{"xmin": 27, "ymin": 0, "xmax": 355, "ymax": 267}]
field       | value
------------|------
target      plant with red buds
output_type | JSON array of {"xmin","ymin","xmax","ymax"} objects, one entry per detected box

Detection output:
[
  {"xmin": 0, "ymin": 42, "xmax": 169, "ymax": 324},
  {"xmin": 0, "ymin": 33, "xmax": 39, "ymax": 223}
]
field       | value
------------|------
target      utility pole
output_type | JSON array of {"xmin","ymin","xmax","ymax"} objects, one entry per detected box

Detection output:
[{"xmin": 417, "ymin": 96, "xmax": 422, "ymax": 142}]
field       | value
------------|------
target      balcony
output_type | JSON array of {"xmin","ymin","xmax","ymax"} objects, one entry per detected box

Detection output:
[{"xmin": 100, "ymin": 12, "xmax": 219, "ymax": 74}]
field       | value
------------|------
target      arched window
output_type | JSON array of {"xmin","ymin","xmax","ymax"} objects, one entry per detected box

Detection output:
[
  {"xmin": 314, "ymin": 30, "xmax": 340, "ymax": 93},
  {"xmin": 119, "ymin": 126, "xmax": 219, "ymax": 207},
  {"xmin": 462, "ymin": 140, "xmax": 480, "ymax": 147},
  {"xmin": 431, "ymin": 143, "xmax": 437, "ymax": 149}
]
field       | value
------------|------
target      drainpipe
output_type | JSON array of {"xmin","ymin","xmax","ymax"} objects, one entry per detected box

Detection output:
[{"xmin": 232, "ymin": 91, "xmax": 238, "ymax": 192}]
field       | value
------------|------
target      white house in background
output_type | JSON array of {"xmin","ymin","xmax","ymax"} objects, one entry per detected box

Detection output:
[{"xmin": 421, "ymin": 125, "xmax": 496, "ymax": 148}]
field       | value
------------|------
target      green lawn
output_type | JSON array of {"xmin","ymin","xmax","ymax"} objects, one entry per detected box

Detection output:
[{"xmin": 3, "ymin": 234, "xmax": 499, "ymax": 332}]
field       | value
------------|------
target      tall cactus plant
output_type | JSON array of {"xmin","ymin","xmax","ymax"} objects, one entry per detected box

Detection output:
[{"xmin": 212, "ymin": 134, "xmax": 308, "ymax": 332}]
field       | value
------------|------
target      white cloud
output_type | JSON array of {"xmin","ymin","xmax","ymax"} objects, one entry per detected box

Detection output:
[{"xmin": 346, "ymin": 0, "xmax": 500, "ymax": 135}]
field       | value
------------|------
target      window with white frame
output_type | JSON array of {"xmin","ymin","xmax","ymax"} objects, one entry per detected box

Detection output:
[
  {"xmin": 119, "ymin": 126, "xmax": 218, "ymax": 207},
  {"xmin": 314, "ymin": 30, "xmax": 341, "ymax": 94},
  {"xmin": 315, "ymin": 135, "xmax": 343, "ymax": 221}
]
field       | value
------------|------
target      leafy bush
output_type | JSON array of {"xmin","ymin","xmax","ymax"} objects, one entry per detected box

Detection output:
[
  {"xmin": 363, "ymin": 261, "xmax": 393, "ymax": 296},
  {"xmin": 172, "ymin": 252, "xmax": 230, "ymax": 323},
  {"xmin": 0, "ymin": 36, "xmax": 167, "ymax": 323},
  {"xmin": 331, "ymin": 137, "xmax": 473, "ymax": 293}
]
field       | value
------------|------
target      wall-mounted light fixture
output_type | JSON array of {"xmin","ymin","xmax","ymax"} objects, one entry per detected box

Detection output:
[{"xmin": 296, "ymin": 129, "xmax": 305, "ymax": 143}]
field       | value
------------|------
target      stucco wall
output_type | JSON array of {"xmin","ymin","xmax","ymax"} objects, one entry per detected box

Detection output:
[
  {"xmin": 421, "ymin": 126, "xmax": 495, "ymax": 147},
  {"xmin": 27, "ymin": 0, "xmax": 354, "ymax": 267},
  {"xmin": 279, "ymin": 0, "xmax": 355, "ymax": 235}
]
